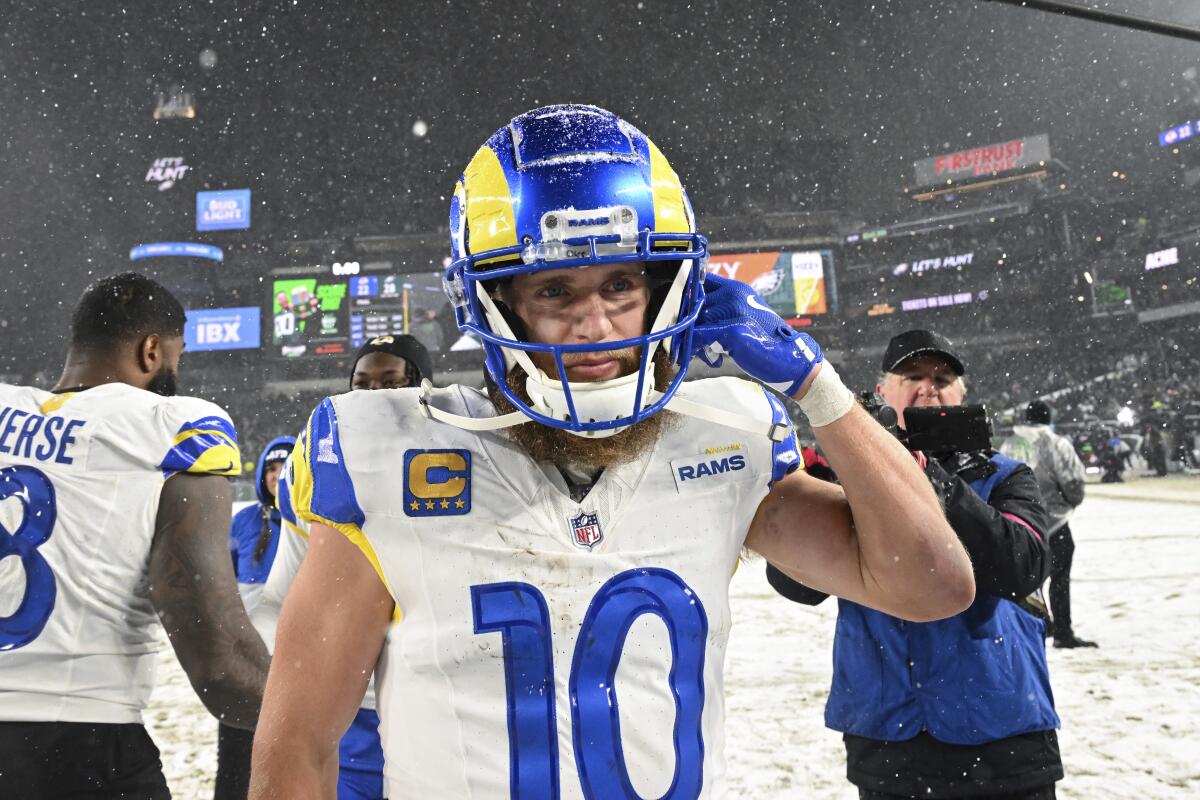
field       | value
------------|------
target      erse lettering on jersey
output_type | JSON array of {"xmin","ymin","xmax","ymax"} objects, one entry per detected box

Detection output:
[{"xmin": 0, "ymin": 405, "xmax": 85, "ymax": 464}]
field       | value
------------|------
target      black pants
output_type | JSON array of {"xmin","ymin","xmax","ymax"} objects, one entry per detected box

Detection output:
[
  {"xmin": 1048, "ymin": 524, "xmax": 1076, "ymax": 639},
  {"xmin": 214, "ymin": 722, "xmax": 255, "ymax": 800},
  {"xmin": 860, "ymin": 786, "xmax": 1056, "ymax": 800},
  {"xmin": 0, "ymin": 721, "xmax": 170, "ymax": 799}
]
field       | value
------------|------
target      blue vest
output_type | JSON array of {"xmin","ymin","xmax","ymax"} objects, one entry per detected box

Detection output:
[{"xmin": 824, "ymin": 453, "xmax": 1060, "ymax": 745}]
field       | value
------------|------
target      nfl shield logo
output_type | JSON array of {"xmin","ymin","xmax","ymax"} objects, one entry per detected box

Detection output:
[{"xmin": 568, "ymin": 510, "xmax": 603, "ymax": 549}]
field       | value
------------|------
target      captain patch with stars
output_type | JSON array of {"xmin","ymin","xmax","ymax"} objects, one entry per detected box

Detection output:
[{"xmin": 403, "ymin": 449, "xmax": 471, "ymax": 517}]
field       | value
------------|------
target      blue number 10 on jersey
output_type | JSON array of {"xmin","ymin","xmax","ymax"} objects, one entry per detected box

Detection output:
[{"xmin": 472, "ymin": 568, "xmax": 709, "ymax": 800}]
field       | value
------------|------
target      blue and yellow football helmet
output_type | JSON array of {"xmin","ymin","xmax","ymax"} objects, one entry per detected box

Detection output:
[{"xmin": 443, "ymin": 104, "xmax": 708, "ymax": 437}]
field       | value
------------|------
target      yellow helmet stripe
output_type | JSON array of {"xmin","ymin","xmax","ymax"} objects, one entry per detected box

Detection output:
[
  {"xmin": 647, "ymin": 138, "xmax": 693, "ymax": 235},
  {"xmin": 463, "ymin": 144, "xmax": 518, "ymax": 257}
]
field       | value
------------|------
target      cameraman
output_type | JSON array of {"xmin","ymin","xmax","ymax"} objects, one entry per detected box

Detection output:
[{"xmin": 768, "ymin": 329, "xmax": 1061, "ymax": 800}]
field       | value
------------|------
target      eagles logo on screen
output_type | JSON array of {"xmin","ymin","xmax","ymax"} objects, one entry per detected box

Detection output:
[
  {"xmin": 750, "ymin": 267, "xmax": 785, "ymax": 297},
  {"xmin": 403, "ymin": 449, "xmax": 471, "ymax": 517}
]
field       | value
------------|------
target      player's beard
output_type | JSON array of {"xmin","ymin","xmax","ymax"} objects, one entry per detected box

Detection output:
[
  {"xmin": 147, "ymin": 365, "xmax": 178, "ymax": 397},
  {"xmin": 488, "ymin": 347, "xmax": 677, "ymax": 469}
]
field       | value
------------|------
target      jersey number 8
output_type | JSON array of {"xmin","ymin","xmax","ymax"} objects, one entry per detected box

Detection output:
[
  {"xmin": 472, "ymin": 568, "xmax": 708, "ymax": 800},
  {"xmin": 0, "ymin": 465, "xmax": 59, "ymax": 651}
]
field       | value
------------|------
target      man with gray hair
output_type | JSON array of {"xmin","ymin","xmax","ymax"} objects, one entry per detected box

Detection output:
[{"xmin": 1002, "ymin": 399, "xmax": 1096, "ymax": 648}]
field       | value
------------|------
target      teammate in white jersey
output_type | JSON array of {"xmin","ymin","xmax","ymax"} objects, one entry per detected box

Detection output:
[
  {"xmin": 250, "ymin": 105, "xmax": 974, "ymax": 800},
  {"xmin": 0, "ymin": 272, "xmax": 270, "ymax": 798},
  {"xmin": 249, "ymin": 335, "xmax": 435, "ymax": 800}
]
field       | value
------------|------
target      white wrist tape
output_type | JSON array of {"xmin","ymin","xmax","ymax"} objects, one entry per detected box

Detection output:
[{"xmin": 795, "ymin": 362, "xmax": 856, "ymax": 427}]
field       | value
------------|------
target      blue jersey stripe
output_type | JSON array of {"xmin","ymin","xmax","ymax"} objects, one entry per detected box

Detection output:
[{"xmin": 304, "ymin": 398, "xmax": 366, "ymax": 529}]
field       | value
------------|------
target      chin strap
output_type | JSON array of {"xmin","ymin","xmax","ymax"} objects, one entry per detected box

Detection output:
[
  {"xmin": 417, "ymin": 380, "xmax": 530, "ymax": 431},
  {"xmin": 417, "ymin": 380, "xmax": 792, "ymax": 442},
  {"xmin": 657, "ymin": 391, "xmax": 792, "ymax": 442}
]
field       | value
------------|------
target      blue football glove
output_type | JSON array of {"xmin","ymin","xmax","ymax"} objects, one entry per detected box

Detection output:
[{"xmin": 693, "ymin": 272, "xmax": 824, "ymax": 396}]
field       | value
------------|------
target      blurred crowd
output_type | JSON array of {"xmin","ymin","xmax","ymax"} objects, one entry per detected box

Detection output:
[
  {"xmin": 808, "ymin": 318, "xmax": 1200, "ymax": 479},
  {"xmin": 9, "ymin": 314, "xmax": 1198, "ymax": 500}
]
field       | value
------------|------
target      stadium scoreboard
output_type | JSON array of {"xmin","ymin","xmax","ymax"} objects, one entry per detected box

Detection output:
[{"xmin": 268, "ymin": 263, "xmax": 445, "ymax": 359}]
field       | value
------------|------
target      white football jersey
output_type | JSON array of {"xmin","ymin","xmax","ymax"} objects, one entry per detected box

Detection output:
[
  {"xmin": 248, "ymin": 515, "xmax": 305, "ymax": 652},
  {"xmin": 249, "ymin": 505, "xmax": 377, "ymax": 710},
  {"xmin": 281, "ymin": 377, "xmax": 799, "ymax": 799},
  {"xmin": 0, "ymin": 382, "xmax": 241, "ymax": 724}
]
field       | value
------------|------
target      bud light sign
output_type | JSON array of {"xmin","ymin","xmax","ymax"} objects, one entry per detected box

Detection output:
[
  {"xmin": 184, "ymin": 307, "xmax": 261, "ymax": 351},
  {"xmin": 196, "ymin": 189, "xmax": 251, "ymax": 231}
]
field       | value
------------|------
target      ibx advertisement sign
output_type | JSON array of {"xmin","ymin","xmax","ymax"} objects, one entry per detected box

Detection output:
[
  {"xmin": 184, "ymin": 307, "xmax": 261, "ymax": 352},
  {"xmin": 196, "ymin": 189, "xmax": 252, "ymax": 231}
]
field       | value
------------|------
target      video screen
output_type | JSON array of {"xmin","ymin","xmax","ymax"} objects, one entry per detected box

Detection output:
[
  {"xmin": 706, "ymin": 250, "xmax": 837, "ymax": 324},
  {"xmin": 348, "ymin": 272, "xmax": 450, "ymax": 351},
  {"xmin": 267, "ymin": 268, "xmax": 452, "ymax": 359},
  {"xmin": 270, "ymin": 277, "xmax": 350, "ymax": 357},
  {"xmin": 839, "ymin": 237, "xmax": 1005, "ymax": 320}
]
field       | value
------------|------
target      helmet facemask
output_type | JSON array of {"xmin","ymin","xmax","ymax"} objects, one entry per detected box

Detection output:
[
  {"xmin": 442, "ymin": 104, "xmax": 708, "ymax": 437},
  {"xmin": 453, "ymin": 235, "xmax": 705, "ymax": 438}
]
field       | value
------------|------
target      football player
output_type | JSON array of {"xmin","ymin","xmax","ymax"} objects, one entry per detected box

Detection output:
[
  {"xmin": 249, "ymin": 105, "xmax": 974, "ymax": 799},
  {"xmin": 0, "ymin": 272, "xmax": 270, "ymax": 798},
  {"xmin": 248, "ymin": 336, "xmax": 437, "ymax": 800}
]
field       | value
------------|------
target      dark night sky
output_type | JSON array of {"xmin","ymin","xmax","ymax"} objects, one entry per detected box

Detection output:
[{"xmin": 3, "ymin": 0, "xmax": 1200, "ymax": 340}]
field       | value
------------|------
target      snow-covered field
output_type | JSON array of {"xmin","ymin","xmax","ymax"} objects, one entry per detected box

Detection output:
[{"xmin": 148, "ymin": 479, "xmax": 1200, "ymax": 799}]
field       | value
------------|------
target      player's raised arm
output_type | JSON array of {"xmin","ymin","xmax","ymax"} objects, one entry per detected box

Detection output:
[
  {"xmin": 249, "ymin": 522, "xmax": 393, "ymax": 799},
  {"xmin": 249, "ymin": 398, "xmax": 395, "ymax": 797},
  {"xmin": 149, "ymin": 471, "xmax": 271, "ymax": 729},
  {"xmin": 750, "ymin": 403, "xmax": 974, "ymax": 621},
  {"xmin": 694, "ymin": 273, "xmax": 974, "ymax": 621}
]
